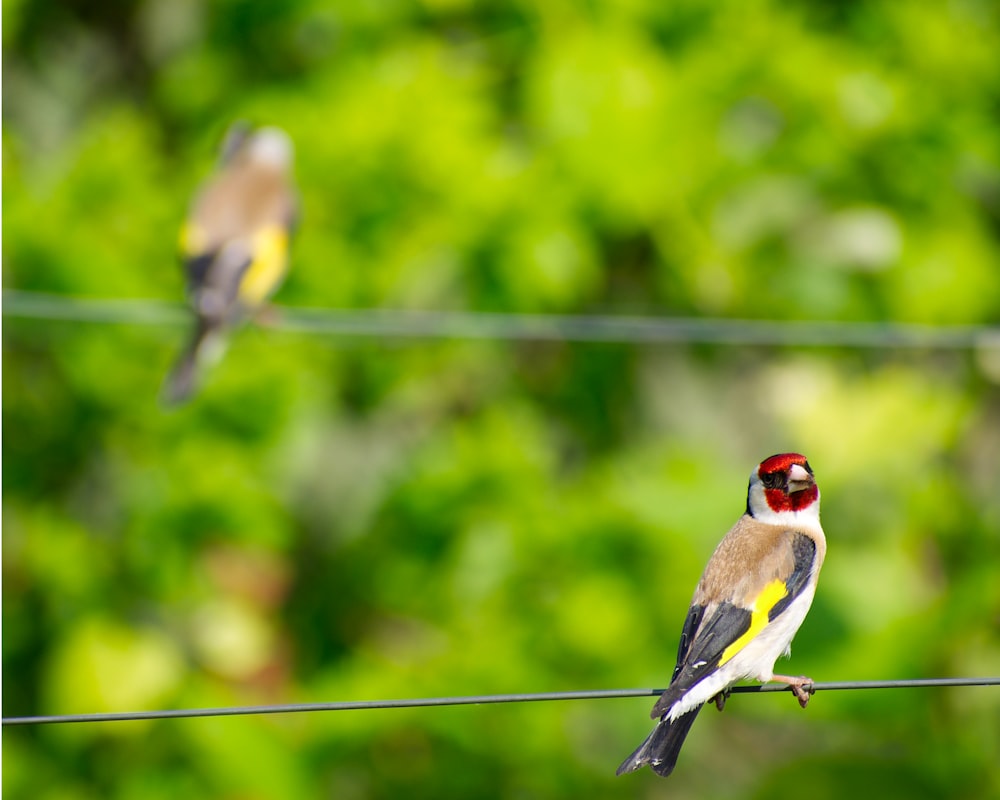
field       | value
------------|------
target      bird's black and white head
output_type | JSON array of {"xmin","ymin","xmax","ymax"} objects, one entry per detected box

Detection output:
[{"xmin": 746, "ymin": 453, "xmax": 820, "ymax": 526}]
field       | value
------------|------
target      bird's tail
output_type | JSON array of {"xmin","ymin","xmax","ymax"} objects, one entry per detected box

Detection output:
[
  {"xmin": 161, "ymin": 320, "xmax": 224, "ymax": 405},
  {"xmin": 615, "ymin": 705, "xmax": 703, "ymax": 778}
]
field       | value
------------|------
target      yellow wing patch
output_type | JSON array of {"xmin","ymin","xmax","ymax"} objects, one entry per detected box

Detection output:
[
  {"xmin": 179, "ymin": 222, "xmax": 208, "ymax": 257},
  {"xmin": 718, "ymin": 579, "xmax": 788, "ymax": 666},
  {"xmin": 239, "ymin": 225, "xmax": 289, "ymax": 307}
]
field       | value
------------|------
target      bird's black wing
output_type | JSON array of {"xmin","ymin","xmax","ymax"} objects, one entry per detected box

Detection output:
[
  {"xmin": 765, "ymin": 532, "xmax": 816, "ymax": 621},
  {"xmin": 651, "ymin": 533, "xmax": 816, "ymax": 718},
  {"xmin": 651, "ymin": 601, "xmax": 751, "ymax": 718}
]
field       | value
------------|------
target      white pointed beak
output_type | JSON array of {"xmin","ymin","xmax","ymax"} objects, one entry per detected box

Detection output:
[{"xmin": 787, "ymin": 463, "xmax": 814, "ymax": 492}]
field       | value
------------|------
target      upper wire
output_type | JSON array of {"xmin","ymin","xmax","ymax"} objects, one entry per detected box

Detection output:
[{"xmin": 4, "ymin": 290, "xmax": 998, "ymax": 348}]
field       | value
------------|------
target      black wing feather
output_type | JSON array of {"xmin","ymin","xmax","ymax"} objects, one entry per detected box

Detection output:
[
  {"xmin": 651, "ymin": 602, "xmax": 751, "ymax": 718},
  {"xmin": 767, "ymin": 533, "xmax": 815, "ymax": 621},
  {"xmin": 671, "ymin": 604, "xmax": 705, "ymax": 682}
]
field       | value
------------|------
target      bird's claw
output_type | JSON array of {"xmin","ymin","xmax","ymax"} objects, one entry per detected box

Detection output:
[
  {"xmin": 712, "ymin": 688, "xmax": 732, "ymax": 712},
  {"xmin": 771, "ymin": 674, "xmax": 815, "ymax": 708},
  {"xmin": 253, "ymin": 305, "xmax": 281, "ymax": 326},
  {"xmin": 791, "ymin": 681, "xmax": 814, "ymax": 708}
]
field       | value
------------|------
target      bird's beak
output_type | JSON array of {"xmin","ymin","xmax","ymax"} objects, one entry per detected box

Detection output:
[{"xmin": 787, "ymin": 463, "xmax": 814, "ymax": 493}]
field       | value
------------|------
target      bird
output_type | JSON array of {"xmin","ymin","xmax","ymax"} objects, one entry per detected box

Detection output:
[
  {"xmin": 163, "ymin": 122, "xmax": 298, "ymax": 404},
  {"xmin": 616, "ymin": 452, "xmax": 826, "ymax": 778}
]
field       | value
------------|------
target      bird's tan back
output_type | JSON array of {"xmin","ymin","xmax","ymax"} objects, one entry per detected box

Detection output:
[{"xmin": 695, "ymin": 517, "xmax": 824, "ymax": 607}]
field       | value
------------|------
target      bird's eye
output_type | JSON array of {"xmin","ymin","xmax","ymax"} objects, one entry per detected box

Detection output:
[{"xmin": 761, "ymin": 472, "xmax": 783, "ymax": 489}]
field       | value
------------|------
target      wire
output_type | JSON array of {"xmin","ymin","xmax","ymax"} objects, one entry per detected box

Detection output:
[
  {"xmin": 3, "ymin": 291, "xmax": 188, "ymax": 326},
  {"xmin": 4, "ymin": 290, "xmax": 998, "ymax": 349},
  {"xmin": 3, "ymin": 677, "xmax": 997, "ymax": 726}
]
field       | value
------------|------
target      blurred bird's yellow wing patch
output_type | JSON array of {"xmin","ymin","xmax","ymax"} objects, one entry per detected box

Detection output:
[
  {"xmin": 718, "ymin": 579, "xmax": 787, "ymax": 666},
  {"xmin": 179, "ymin": 222, "xmax": 208, "ymax": 257},
  {"xmin": 239, "ymin": 225, "xmax": 289, "ymax": 306}
]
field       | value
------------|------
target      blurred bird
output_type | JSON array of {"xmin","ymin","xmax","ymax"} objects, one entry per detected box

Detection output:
[
  {"xmin": 616, "ymin": 453, "xmax": 826, "ymax": 778},
  {"xmin": 163, "ymin": 123, "xmax": 298, "ymax": 404}
]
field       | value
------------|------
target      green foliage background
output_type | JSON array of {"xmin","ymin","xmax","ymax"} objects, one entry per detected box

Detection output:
[{"xmin": 4, "ymin": 1, "xmax": 1000, "ymax": 798}]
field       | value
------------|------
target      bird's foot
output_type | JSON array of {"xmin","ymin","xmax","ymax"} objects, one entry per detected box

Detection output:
[
  {"xmin": 711, "ymin": 688, "xmax": 732, "ymax": 712},
  {"xmin": 254, "ymin": 305, "xmax": 281, "ymax": 327},
  {"xmin": 771, "ymin": 674, "xmax": 815, "ymax": 708}
]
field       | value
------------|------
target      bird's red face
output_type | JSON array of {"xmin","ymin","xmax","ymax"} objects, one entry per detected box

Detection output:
[{"xmin": 757, "ymin": 453, "xmax": 818, "ymax": 514}]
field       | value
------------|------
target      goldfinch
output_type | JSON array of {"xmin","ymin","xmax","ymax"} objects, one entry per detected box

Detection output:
[
  {"xmin": 617, "ymin": 453, "xmax": 825, "ymax": 778},
  {"xmin": 163, "ymin": 123, "xmax": 298, "ymax": 404}
]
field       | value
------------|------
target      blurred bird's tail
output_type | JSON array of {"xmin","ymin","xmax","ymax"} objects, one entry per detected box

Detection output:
[
  {"xmin": 163, "ymin": 351, "xmax": 197, "ymax": 406},
  {"xmin": 615, "ymin": 705, "xmax": 703, "ymax": 778},
  {"xmin": 161, "ymin": 320, "xmax": 225, "ymax": 405}
]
